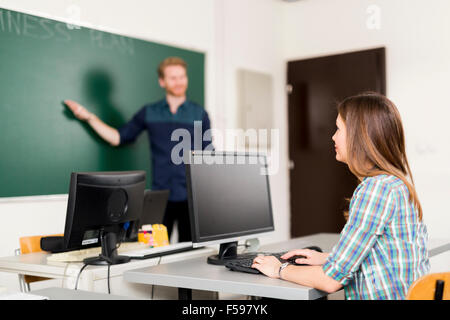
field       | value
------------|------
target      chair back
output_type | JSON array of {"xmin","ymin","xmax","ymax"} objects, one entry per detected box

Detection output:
[
  {"xmin": 18, "ymin": 234, "xmax": 63, "ymax": 286},
  {"xmin": 407, "ymin": 272, "xmax": 450, "ymax": 300}
]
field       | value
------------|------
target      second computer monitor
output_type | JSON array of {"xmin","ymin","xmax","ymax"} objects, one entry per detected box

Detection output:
[
  {"xmin": 186, "ymin": 152, "xmax": 274, "ymax": 265},
  {"xmin": 63, "ymin": 170, "xmax": 146, "ymax": 265}
]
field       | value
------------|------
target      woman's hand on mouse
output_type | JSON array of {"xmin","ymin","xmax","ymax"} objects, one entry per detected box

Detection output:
[{"xmin": 281, "ymin": 249, "xmax": 329, "ymax": 266}]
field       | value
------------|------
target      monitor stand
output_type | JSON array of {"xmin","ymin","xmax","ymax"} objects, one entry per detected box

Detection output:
[
  {"xmin": 207, "ymin": 241, "xmax": 238, "ymax": 265},
  {"xmin": 83, "ymin": 230, "xmax": 131, "ymax": 266}
]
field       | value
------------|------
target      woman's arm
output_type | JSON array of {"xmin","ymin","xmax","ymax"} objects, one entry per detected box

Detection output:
[
  {"xmin": 282, "ymin": 264, "xmax": 343, "ymax": 293},
  {"xmin": 252, "ymin": 255, "xmax": 342, "ymax": 294}
]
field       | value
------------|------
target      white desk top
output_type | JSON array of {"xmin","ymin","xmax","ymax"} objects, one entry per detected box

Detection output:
[
  {"xmin": 0, "ymin": 287, "xmax": 137, "ymax": 300},
  {"xmin": 125, "ymin": 233, "xmax": 340, "ymax": 300},
  {"xmin": 31, "ymin": 287, "xmax": 139, "ymax": 300},
  {"xmin": 0, "ymin": 246, "xmax": 216, "ymax": 283},
  {"xmin": 1, "ymin": 233, "xmax": 448, "ymax": 298},
  {"xmin": 430, "ymin": 250, "xmax": 450, "ymax": 274},
  {"xmin": 124, "ymin": 233, "xmax": 450, "ymax": 300}
]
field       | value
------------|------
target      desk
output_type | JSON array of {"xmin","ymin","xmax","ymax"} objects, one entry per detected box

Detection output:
[
  {"xmin": 124, "ymin": 233, "xmax": 450, "ymax": 300},
  {"xmin": 2, "ymin": 234, "xmax": 448, "ymax": 300},
  {"xmin": 125, "ymin": 233, "xmax": 339, "ymax": 300},
  {"xmin": 0, "ymin": 247, "xmax": 216, "ymax": 299},
  {"xmin": 430, "ymin": 250, "xmax": 450, "ymax": 274},
  {"xmin": 31, "ymin": 287, "xmax": 139, "ymax": 300}
]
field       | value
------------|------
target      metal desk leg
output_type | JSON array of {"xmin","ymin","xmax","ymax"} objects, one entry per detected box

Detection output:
[{"xmin": 178, "ymin": 288, "xmax": 192, "ymax": 300}]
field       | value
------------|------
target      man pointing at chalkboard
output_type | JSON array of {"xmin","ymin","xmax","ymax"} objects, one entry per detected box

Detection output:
[{"xmin": 64, "ymin": 57, "xmax": 211, "ymax": 242}]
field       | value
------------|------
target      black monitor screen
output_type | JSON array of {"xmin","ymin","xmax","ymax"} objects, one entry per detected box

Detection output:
[
  {"xmin": 187, "ymin": 152, "xmax": 274, "ymax": 244},
  {"xmin": 63, "ymin": 171, "xmax": 145, "ymax": 265}
]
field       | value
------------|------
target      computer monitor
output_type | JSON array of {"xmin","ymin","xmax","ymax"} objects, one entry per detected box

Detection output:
[
  {"xmin": 126, "ymin": 189, "xmax": 169, "ymax": 241},
  {"xmin": 186, "ymin": 151, "xmax": 274, "ymax": 265},
  {"xmin": 63, "ymin": 171, "xmax": 146, "ymax": 265}
]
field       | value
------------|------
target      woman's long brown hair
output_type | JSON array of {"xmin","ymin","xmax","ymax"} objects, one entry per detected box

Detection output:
[{"xmin": 338, "ymin": 92, "xmax": 423, "ymax": 220}]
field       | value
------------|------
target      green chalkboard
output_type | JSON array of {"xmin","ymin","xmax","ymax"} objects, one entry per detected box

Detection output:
[{"xmin": 0, "ymin": 8, "xmax": 204, "ymax": 197}]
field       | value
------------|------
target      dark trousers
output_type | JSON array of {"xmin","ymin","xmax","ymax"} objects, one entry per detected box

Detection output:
[{"xmin": 162, "ymin": 200, "xmax": 192, "ymax": 242}]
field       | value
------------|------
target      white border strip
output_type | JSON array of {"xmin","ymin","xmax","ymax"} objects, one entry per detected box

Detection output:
[{"xmin": 0, "ymin": 194, "xmax": 68, "ymax": 203}]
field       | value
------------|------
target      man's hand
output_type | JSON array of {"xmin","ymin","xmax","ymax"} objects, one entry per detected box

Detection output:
[
  {"xmin": 64, "ymin": 100, "xmax": 93, "ymax": 122},
  {"xmin": 63, "ymin": 99, "xmax": 120, "ymax": 146},
  {"xmin": 281, "ymin": 249, "xmax": 329, "ymax": 266}
]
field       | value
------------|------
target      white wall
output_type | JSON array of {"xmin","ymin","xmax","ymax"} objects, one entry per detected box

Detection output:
[
  {"xmin": 281, "ymin": 0, "xmax": 450, "ymax": 239},
  {"xmin": 214, "ymin": 0, "xmax": 289, "ymax": 245}
]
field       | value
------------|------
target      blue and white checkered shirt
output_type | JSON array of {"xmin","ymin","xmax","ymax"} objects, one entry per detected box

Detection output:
[{"xmin": 323, "ymin": 174, "xmax": 430, "ymax": 299}]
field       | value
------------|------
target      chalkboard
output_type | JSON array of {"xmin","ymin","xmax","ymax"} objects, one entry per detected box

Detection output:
[{"xmin": 0, "ymin": 8, "xmax": 205, "ymax": 197}]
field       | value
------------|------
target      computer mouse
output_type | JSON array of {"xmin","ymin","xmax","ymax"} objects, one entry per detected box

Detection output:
[
  {"xmin": 278, "ymin": 254, "xmax": 306, "ymax": 265},
  {"xmin": 303, "ymin": 245, "xmax": 323, "ymax": 253},
  {"xmin": 279, "ymin": 246, "xmax": 323, "ymax": 265},
  {"xmin": 286, "ymin": 255, "xmax": 307, "ymax": 265}
]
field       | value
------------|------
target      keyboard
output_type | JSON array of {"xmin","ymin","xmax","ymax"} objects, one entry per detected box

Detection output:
[
  {"xmin": 225, "ymin": 246, "xmax": 322, "ymax": 274},
  {"xmin": 46, "ymin": 242, "xmax": 192, "ymax": 262},
  {"xmin": 224, "ymin": 252, "xmax": 289, "ymax": 274},
  {"xmin": 121, "ymin": 241, "xmax": 194, "ymax": 259}
]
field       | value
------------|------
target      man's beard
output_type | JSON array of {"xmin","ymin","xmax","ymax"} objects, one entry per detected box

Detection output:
[{"xmin": 166, "ymin": 87, "xmax": 187, "ymax": 97}]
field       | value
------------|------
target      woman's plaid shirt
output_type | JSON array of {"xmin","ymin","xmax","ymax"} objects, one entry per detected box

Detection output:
[{"xmin": 323, "ymin": 175, "xmax": 430, "ymax": 299}]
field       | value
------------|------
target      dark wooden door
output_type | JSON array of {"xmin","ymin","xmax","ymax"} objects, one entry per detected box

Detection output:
[{"xmin": 288, "ymin": 48, "xmax": 386, "ymax": 237}]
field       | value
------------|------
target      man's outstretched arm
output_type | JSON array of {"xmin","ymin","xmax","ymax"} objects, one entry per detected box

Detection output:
[{"xmin": 64, "ymin": 99, "xmax": 120, "ymax": 146}]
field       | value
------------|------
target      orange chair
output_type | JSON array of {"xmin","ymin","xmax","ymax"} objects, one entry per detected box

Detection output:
[
  {"xmin": 16, "ymin": 234, "xmax": 63, "ymax": 292},
  {"xmin": 407, "ymin": 272, "xmax": 450, "ymax": 300}
]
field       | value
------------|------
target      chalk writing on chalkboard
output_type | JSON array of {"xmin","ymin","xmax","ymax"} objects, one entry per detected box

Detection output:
[
  {"xmin": 0, "ymin": 9, "xmax": 135, "ymax": 55},
  {"xmin": 0, "ymin": 10, "xmax": 135, "ymax": 56},
  {"xmin": 90, "ymin": 30, "xmax": 135, "ymax": 56},
  {"xmin": 0, "ymin": 9, "xmax": 70, "ymax": 41}
]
